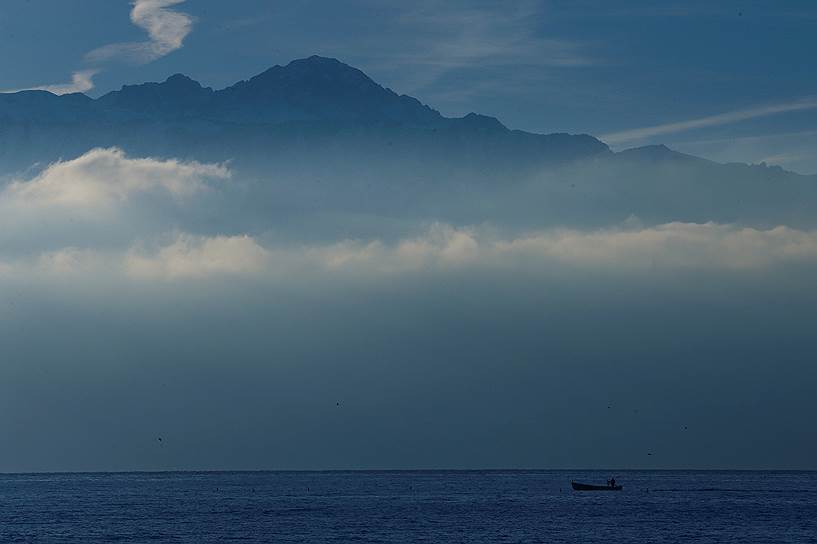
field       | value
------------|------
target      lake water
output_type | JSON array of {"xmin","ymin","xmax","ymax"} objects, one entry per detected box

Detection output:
[{"xmin": 0, "ymin": 470, "xmax": 815, "ymax": 542}]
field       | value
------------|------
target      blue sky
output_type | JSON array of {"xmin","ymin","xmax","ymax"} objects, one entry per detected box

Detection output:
[{"xmin": 1, "ymin": 0, "xmax": 816, "ymax": 172}]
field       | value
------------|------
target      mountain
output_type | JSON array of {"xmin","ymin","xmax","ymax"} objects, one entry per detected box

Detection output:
[
  {"xmin": 95, "ymin": 73, "xmax": 214, "ymax": 117},
  {"xmin": 90, "ymin": 56, "xmax": 442, "ymax": 125},
  {"xmin": 0, "ymin": 56, "xmax": 607, "ymax": 165},
  {"xmin": 0, "ymin": 55, "xmax": 814, "ymax": 229}
]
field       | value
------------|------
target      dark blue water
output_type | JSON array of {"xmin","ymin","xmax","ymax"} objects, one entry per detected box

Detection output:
[{"xmin": 0, "ymin": 471, "xmax": 815, "ymax": 543}]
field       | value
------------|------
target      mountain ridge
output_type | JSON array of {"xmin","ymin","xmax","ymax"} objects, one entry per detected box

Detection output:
[
  {"xmin": 1, "ymin": 55, "xmax": 602, "ymax": 147},
  {"xmin": 0, "ymin": 56, "xmax": 815, "ymax": 230},
  {"xmin": 0, "ymin": 55, "xmax": 812, "ymax": 199}
]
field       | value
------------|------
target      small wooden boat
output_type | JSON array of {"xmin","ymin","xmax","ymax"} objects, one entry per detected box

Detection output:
[{"xmin": 571, "ymin": 481, "xmax": 622, "ymax": 491}]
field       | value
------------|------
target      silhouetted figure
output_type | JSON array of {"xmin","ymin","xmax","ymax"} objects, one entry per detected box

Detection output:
[{"xmin": 609, "ymin": 477, "xmax": 616, "ymax": 488}]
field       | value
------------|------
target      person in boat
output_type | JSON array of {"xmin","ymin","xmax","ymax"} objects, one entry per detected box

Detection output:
[{"xmin": 609, "ymin": 477, "xmax": 616, "ymax": 488}]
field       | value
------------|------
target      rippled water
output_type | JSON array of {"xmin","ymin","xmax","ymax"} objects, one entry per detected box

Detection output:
[{"xmin": 0, "ymin": 470, "xmax": 815, "ymax": 542}]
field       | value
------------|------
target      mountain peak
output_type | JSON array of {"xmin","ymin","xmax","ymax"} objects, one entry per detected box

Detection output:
[
  {"xmin": 97, "ymin": 72, "xmax": 212, "ymax": 115},
  {"xmin": 247, "ymin": 55, "xmax": 377, "ymax": 90},
  {"xmin": 282, "ymin": 55, "xmax": 363, "ymax": 76},
  {"xmin": 619, "ymin": 144, "xmax": 675, "ymax": 158},
  {"xmin": 164, "ymin": 73, "xmax": 203, "ymax": 89},
  {"xmin": 616, "ymin": 144, "xmax": 707, "ymax": 164},
  {"xmin": 456, "ymin": 112, "xmax": 506, "ymax": 131},
  {"xmin": 216, "ymin": 55, "xmax": 443, "ymax": 125},
  {"xmin": 291, "ymin": 55, "xmax": 346, "ymax": 67}
]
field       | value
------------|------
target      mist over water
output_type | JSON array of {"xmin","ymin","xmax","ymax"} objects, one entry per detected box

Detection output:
[
  {"xmin": 2, "ymin": 224, "xmax": 816, "ymax": 471},
  {"xmin": 0, "ymin": 59, "xmax": 816, "ymax": 473}
]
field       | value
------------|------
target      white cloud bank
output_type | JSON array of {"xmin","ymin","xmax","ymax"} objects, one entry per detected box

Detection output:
[
  {"xmin": 290, "ymin": 223, "xmax": 817, "ymax": 274},
  {"xmin": 2, "ymin": 223, "xmax": 817, "ymax": 284},
  {"xmin": 0, "ymin": 148, "xmax": 230, "ymax": 256},
  {"xmin": 1, "ymin": 148, "xmax": 816, "ymax": 284},
  {"xmin": 86, "ymin": 0, "xmax": 195, "ymax": 64},
  {"xmin": 126, "ymin": 234, "xmax": 269, "ymax": 280},
  {"xmin": 3, "ymin": 147, "xmax": 228, "ymax": 213},
  {"xmin": 0, "ymin": 234, "xmax": 267, "ymax": 282}
]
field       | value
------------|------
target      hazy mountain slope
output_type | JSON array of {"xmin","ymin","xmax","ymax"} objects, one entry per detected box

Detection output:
[{"xmin": 0, "ymin": 56, "xmax": 814, "ymax": 229}]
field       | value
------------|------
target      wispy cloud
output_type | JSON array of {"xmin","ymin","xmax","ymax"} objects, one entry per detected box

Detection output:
[
  {"xmin": 355, "ymin": 1, "xmax": 592, "ymax": 95},
  {"xmin": 602, "ymin": 97, "xmax": 817, "ymax": 145},
  {"xmin": 1, "ymin": 69, "xmax": 98, "ymax": 95},
  {"xmin": 4, "ymin": 0, "xmax": 194, "ymax": 95},
  {"xmin": 670, "ymin": 128, "xmax": 817, "ymax": 174},
  {"xmin": 676, "ymin": 128, "xmax": 817, "ymax": 147},
  {"xmin": 86, "ymin": 0, "xmax": 195, "ymax": 64},
  {"xmin": 219, "ymin": 15, "xmax": 269, "ymax": 32}
]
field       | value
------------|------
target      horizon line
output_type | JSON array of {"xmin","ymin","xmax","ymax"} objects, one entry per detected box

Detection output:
[{"xmin": 1, "ymin": 467, "xmax": 815, "ymax": 475}]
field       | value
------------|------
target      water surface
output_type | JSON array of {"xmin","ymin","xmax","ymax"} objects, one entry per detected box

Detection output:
[{"xmin": 0, "ymin": 470, "xmax": 814, "ymax": 542}]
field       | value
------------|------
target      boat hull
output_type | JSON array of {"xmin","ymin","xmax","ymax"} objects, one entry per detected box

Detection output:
[{"xmin": 571, "ymin": 481, "xmax": 622, "ymax": 491}]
